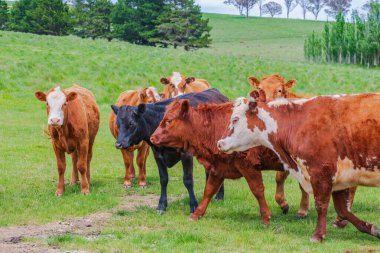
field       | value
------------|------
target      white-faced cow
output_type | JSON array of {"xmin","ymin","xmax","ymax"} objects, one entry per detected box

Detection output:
[
  {"xmin": 160, "ymin": 72, "xmax": 210, "ymax": 98},
  {"xmin": 35, "ymin": 85, "xmax": 100, "ymax": 196},
  {"xmin": 218, "ymin": 90, "xmax": 380, "ymax": 242}
]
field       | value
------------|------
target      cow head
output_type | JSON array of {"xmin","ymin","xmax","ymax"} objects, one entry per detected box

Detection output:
[
  {"xmin": 150, "ymin": 99, "xmax": 190, "ymax": 149},
  {"xmin": 35, "ymin": 86, "xmax": 77, "ymax": 126},
  {"xmin": 138, "ymin": 87, "xmax": 162, "ymax": 104},
  {"xmin": 111, "ymin": 104, "xmax": 148, "ymax": 149},
  {"xmin": 248, "ymin": 74, "xmax": 297, "ymax": 100},
  {"xmin": 160, "ymin": 72, "xmax": 189, "ymax": 98},
  {"xmin": 218, "ymin": 90, "xmax": 277, "ymax": 154}
]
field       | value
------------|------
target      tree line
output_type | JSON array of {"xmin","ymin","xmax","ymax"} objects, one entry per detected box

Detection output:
[
  {"xmin": 304, "ymin": 0, "xmax": 380, "ymax": 66},
  {"xmin": 0, "ymin": 0, "xmax": 211, "ymax": 50},
  {"xmin": 224, "ymin": 0, "xmax": 353, "ymax": 20}
]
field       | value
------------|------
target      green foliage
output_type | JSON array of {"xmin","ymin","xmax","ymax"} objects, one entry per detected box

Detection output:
[
  {"xmin": 71, "ymin": 0, "xmax": 113, "ymax": 40},
  {"xmin": 154, "ymin": 0, "xmax": 212, "ymax": 50},
  {"xmin": 8, "ymin": 0, "xmax": 71, "ymax": 35},
  {"xmin": 0, "ymin": 0, "xmax": 8, "ymax": 29},
  {"xmin": 305, "ymin": 1, "xmax": 380, "ymax": 66}
]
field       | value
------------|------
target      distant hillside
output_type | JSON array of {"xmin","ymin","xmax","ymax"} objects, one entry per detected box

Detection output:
[{"xmin": 202, "ymin": 13, "xmax": 326, "ymax": 60}]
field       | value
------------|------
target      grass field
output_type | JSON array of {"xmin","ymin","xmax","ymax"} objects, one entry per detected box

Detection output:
[{"xmin": 0, "ymin": 13, "xmax": 380, "ymax": 252}]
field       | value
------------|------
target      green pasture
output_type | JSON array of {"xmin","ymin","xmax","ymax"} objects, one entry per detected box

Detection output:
[{"xmin": 0, "ymin": 13, "xmax": 379, "ymax": 252}]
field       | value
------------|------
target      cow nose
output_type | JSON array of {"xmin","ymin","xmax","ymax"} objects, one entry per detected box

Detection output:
[
  {"xmin": 217, "ymin": 140, "xmax": 225, "ymax": 151},
  {"xmin": 115, "ymin": 142, "xmax": 123, "ymax": 149},
  {"xmin": 150, "ymin": 136, "xmax": 157, "ymax": 144},
  {"xmin": 50, "ymin": 118, "xmax": 60, "ymax": 125}
]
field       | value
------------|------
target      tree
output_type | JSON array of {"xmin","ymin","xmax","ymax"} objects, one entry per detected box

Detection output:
[
  {"xmin": 284, "ymin": 0, "xmax": 298, "ymax": 18},
  {"xmin": 307, "ymin": 0, "xmax": 327, "ymax": 20},
  {"xmin": 155, "ymin": 0, "xmax": 211, "ymax": 50},
  {"xmin": 325, "ymin": 0, "xmax": 352, "ymax": 18},
  {"xmin": 258, "ymin": 0, "xmax": 264, "ymax": 16},
  {"xmin": 262, "ymin": 1, "xmax": 282, "ymax": 17},
  {"xmin": 72, "ymin": 0, "xmax": 113, "ymax": 40},
  {"xmin": 297, "ymin": 0, "xmax": 309, "ymax": 19},
  {"xmin": 0, "ymin": 0, "xmax": 8, "ymax": 29},
  {"xmin": 8, "ymin": 0, "xmax": 72, "ymax": 35},
  {"xmin": 224, "ymin": 0, "xmax": 258, "ymax": 18}
]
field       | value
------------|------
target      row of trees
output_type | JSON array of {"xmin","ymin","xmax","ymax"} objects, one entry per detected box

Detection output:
[
  {"xmin": 224, "ymin": 0, "xmax": 353, "ymax": 20},
  {"xmin": 0, "ymin": 0, "xmax": 212, "ymax": 50},
  {"xmin": 304, "ymin": 0, "xmax": 380, "ymax": 66}
]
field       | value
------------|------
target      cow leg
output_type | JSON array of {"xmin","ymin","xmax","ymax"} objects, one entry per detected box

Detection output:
[
  {"xmin": 121, "ymin": 149, "xmax": 134, "ymax": 188},
  {"xmin": 77, "ymin": 144, "xmax": 90, "ymax": 195},
  {"xmin": 332, "ymin": 188, "xmax": 379, "ymax": 238},
  {"xmin": 154, "ymin": 156, "xmax": 169, "ymax": 215},
  {"xmin": 181, "ymin": 153, "xmax": 198, "ymax": 214},
  {"xmin": 205, "ymin": 171, "xmax": 224, "ymax": 200},
  {"xmin": 240, "ymin": 168, "xmax": 271, "ymax": 225},
  {"xmin": 86, "ymin": 144, "xmax": 93, "ymax": 184},
  {"xmin": 332, "ymin": 186, "xmax": 357, "ymax": 228},
  {"xmin": 297, "ymin": 184, "xmax": 310, "ymax": 219},
  {"xmin": 275, "ymin": 171, "xmax": 290, "ymax": 214},
  {"xmin": 190, "ymin": 170, "xmax": 223, "ymax": 220},
  {"xmin": 70, "ymin": 151, "xmax": 79, "ymax": 185},
  {"xmin": 310, "ymin": 170, "xmax": 332, "ymax": 242},
  {"xmin": 136, "ymin": 143, "xmax": 149, "ymax": 188},
  {"xmin": 53, "ymin": 146, "xmax": 66, "ymax": 196}
]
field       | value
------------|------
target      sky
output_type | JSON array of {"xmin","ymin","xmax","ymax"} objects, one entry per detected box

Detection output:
[{"xmin": 194, "ymin": 0, "xmax": 368, "ymax": 20}]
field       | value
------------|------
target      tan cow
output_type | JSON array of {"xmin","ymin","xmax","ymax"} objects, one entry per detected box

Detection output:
[
  {"xmin": 35, "ymin": 85, "xmax": 100, "ymax": 196},
  {"xmin": 160, "ymin": 72, "xmax": 210, "ymax": 98},
  {"xmin": 109, "ymin": 87, "xmax": 161, "ymax": 188},
  {"xmin": 248, "ymin": 74, "xmax": 357, "ymax": 227}
]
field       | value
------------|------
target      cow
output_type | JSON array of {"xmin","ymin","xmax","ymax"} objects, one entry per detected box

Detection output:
[
  {"xmin": 35, "ymin": 85, "xmax": 100, "ymax": 196},
  {"xmin": 109, "ymin": 87, "xmax": 161, "ymax": 188},
  {"xmin": 218, "ymin": 90, "xmax": 380, "ymax": 242},
  {"xmin": 248, "ymin": 74, "xmax": 358, "ymax": 227},
  {"xmin": 160, "ymin": 72, "xmax": 210, "ymax": 98},
  {"xmin": 150, "ymin": 100, "xmax": 285, "ymax": 224},
  {"xmin": 110, "ymin": 89, "xmax": 228, "ymax": 214}
]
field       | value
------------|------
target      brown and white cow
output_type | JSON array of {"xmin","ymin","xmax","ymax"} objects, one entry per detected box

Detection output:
[
  {"xmin": 35, "ymin": 85, "xmax": 100, "ymax": 196},
  {"xmin": 218, "ymin": 90, "xmax": 380, "ymax": 241},
  {"xmin": 150, "ymin": 100, "xmax": 286, "ymax": 224},
  {"xmin": 109, "ymin": 87, "xmax": 161, "ymax": 188},
  {"xmin": 248, "ymin": 74, "xmax": 357, "ymax": 226},
  {"xmin": 160, "ymin": 72, "xmax": 210, "ymax": 98}
]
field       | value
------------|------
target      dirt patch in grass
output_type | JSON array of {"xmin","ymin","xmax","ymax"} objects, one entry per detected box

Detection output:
[{"xmin": 0, "ymin": 194, "xmax": 165, "ymax": 253}]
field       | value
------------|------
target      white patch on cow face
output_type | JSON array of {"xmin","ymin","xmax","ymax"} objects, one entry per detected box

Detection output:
[
  {"xmin": 46, "ymin": 87, "xmax": 66, "ymax": 125},
  {"xmin": 171, "ymin": 72, "xmax": 183, "ymax": 97},
  {"xmin": 332, "ymin": 156, "xmax": 380, "ymax": 191},
  {"xmin": 148, "ymin": 87, "xmax": 161, "ymax": 101},
  {"xmin": 218, "ymin": 97, "xmax": 278, "ymax": 153}
]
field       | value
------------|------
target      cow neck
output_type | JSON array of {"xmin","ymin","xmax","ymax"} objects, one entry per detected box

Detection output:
[
  {"xmin": 142, "ymin": 104, "xmax": 166, "ymax": 146},
  {"xmin": 261, "ymin": 102, "xmax": 300, "ymax": 171}
]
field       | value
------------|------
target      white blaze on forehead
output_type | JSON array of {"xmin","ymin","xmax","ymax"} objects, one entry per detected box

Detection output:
[
  {"xmin": 46, "ymin": 86, "xmax": 66, "ymax": 125},
  {"xmin": 171, "ymin": 72, "xmax": 183, "ymax": 88},
  {"xmin": 147, "ymin": 87, "xmax": 161, "ymax": 101}
]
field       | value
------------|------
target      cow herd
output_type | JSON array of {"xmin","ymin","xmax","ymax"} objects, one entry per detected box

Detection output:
[{"xmin": 35, "ymin": 72, "xmax": 379, "ymax": 242}]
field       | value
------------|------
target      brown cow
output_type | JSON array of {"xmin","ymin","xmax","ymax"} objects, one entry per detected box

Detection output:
[
  {"xmin": 109, "ymin": 87, "xmax": 161, "ymax": 188},
  {"xmin": 150, "ymin": 100, "xmax": 285, "ymax": 225},
  {"xmin": 248, "ymin": 74, "xmax": 357, "ymax": 227},
  {"xmin": 160, "ymin": 72, "xmax": 210, "ymax": 98},
  {"xmin": 35, "ymin": 85, "xmax": 100, "ymax": 196},
  {"xmin": 218, "ymin": 91, "xmax": 380, "ymax": 241}
]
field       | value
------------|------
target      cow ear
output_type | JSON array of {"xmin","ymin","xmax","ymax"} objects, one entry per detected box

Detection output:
[
  {"xmin": 160, "ymin": 77, "xmax": 169, "ymax": 85},
  {"xmin": 179, "ymin": 100, "xmax": 190, "ymax": 118},
  {"xmin": 66, "ymin": 92, "xmax": 77, "ymax": 102},
  {"xmin": 248, "ymin": 101, "xmax": 258, "ymax": 113},
  {"xmin": 139, "ymin": 91, "xmax": 146, "ymax": 100},
  {"xmin": 247, "ymin": 76, "xmax": 260, "ymax": 88},
  {"xmin": 159, "ymin": 93, "xmax": 166, "ymax": 99},
  {"xmin": 111, "ymin": 105, "xmax": 119, "ymax": 115},
  {"xmin": 249, "ymin": 90, "xmax": 266, "ymax": 102},
  {"xmin": 285, "ymin": 79, "xmax": 297, "ymax": 89},
  {"xmin": 137, "ymin": 103, "xmax": 146, "ymax": 115},
  {"xmin": 35, "ymin": 91, "xmax": 47, "ymax": 102},
  {"xmin": 185, "ymin": 77, "xmax": 195, "ymax": 84}
]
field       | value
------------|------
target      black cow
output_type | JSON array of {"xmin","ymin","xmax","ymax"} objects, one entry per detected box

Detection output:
[{"xmin": 111, "ymin": 88, "xmax": 229, "ymax": 214}]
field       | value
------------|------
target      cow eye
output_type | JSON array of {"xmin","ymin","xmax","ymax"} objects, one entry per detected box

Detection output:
[
  {"xmin": 232, "ymin": 117, "xmax": 239, "ymax": 124},
  {"xmin": 166, "ymin": 119, "xmax": 172, "ymax": 124}
]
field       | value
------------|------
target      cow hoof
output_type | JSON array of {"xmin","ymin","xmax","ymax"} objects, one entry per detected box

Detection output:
[
  {"xmin": 310, "ymin": 234, "xmax": 324, "ymax": 243},
  {"xmin": 123, "ymin": 184, "xmax": 132, "ymax": 189},
  {"xmin": 281, "ymin": 204, "xmax": 289, "ymax": 214},
  {"xmin": 81, "ymin": 190, "xmax": 90, "ymax": 195},
  {"xmin": 55, "ymin": 192, "xmax": 63, "ymax": 197},
  {"xmin": 332, "ymin": 219, "xmax": 349, "ymax": 229},
  {"xmin": 156, "ymin": 209, "xmax": 165, "ymax": 215},
  {"xmin": 297, "ymin": 212, "xmax": 308, "ymax": 219},
  {"xmin": 69, "ymin": 181, "xmax": 79, "ymax": 185},
  {"xmin": 139, "ymin": 184, "xmax": 147, "ymax": 189},
  {"xmin": 371, "ymin": 225, "xmax": 380, "ymax": 238}
]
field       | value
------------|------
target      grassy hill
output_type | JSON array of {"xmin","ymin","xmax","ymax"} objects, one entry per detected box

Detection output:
[{"xmin": 0, "ymin": 14, "xmax": 379, "ymax": 253}]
